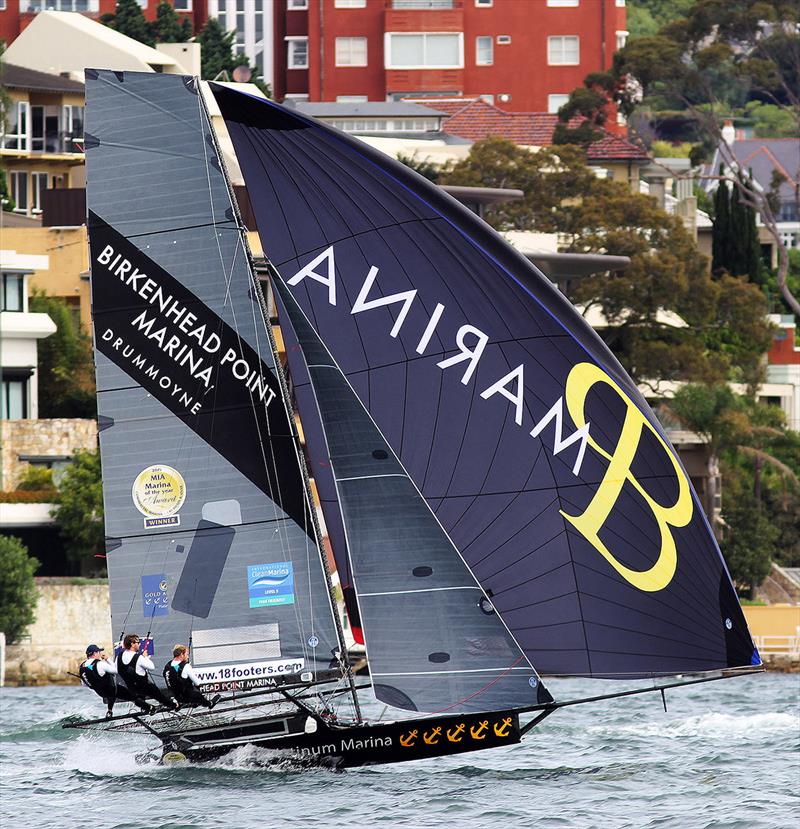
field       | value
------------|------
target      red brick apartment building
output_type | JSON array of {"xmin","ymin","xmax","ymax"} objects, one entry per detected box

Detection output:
[
  {"xmin": 274, "ymin": 0, "xmax": 626, "ymax": 111},
  {"xmin": 0, "ymin": 1, "xmax": 201, "ymax": 47}
]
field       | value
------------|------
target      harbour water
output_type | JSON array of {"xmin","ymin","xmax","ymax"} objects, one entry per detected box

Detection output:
[{"xmin": 0, "ymin": 673, "xmax": 797, "ymax": 829}]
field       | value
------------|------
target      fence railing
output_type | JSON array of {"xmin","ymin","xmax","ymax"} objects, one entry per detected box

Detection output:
[{"xmin": 752, "ymin": 634, "xmax": 800, "ymax": 657}]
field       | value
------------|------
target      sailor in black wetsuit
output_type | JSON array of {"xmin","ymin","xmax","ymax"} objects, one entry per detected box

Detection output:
[
  {"xmin": 116, "ymin": 634, "xmax": 179, "ymax": 711},
  {"xmin": 163, "ymin": 644, "xmax": 220, "ymax": 709},
  {"xmin": 79, "ymin": 644, "xmax": 150, "ymax": 718}
]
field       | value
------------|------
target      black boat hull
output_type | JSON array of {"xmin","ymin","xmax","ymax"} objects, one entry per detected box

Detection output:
[{"xmin": 163, "ymin": 709, "xmax": 523, "ymax": 768}]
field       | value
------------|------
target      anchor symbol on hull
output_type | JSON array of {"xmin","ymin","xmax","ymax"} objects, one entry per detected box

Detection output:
[
  {"xmin": 423, "ymin": 726, "xmax": 442, "ymax": 745},
  {"xmin": 399, "ymin": 729, "xmax": 418, "ymax": 747},
  {"xmin": 470, "ymin": 720, "xmax": 489, "ymax": 740},
  {"xmin": 493, "ymin": 717, "xmax": 513, "ymax": 737},
  {"xmin": 446, "ymin": 723, "xmax": 465, "ymax": 743}
]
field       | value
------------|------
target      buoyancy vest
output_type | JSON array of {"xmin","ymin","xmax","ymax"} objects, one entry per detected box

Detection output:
[
  {"xmin": 163, "ymin": 660, "xmax": 194, "ymax": 699},
  {"xmin": 79, "ymin": 659, "xmax": 115, "ymax": 698},
  {"xmin": 117, "ymin": 651, "xmax": 150, "ymax": 693}
]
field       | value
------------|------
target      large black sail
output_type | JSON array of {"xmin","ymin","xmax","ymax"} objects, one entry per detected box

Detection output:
[
  {"xmin": 215, "ymin": 86, "xmax": 759, "ymax": 679},
  {"xmin": 272, "ymin": 273, "xmax": 550, "ymax": 713},
  {"xmin": 86, "ymin": 71, "xmax": 341, "ymax": 691}
]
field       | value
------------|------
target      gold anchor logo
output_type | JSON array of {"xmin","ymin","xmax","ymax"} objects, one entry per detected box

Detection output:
[
  {"xmin": 423, "ymin": 726, "xmax": 442, "ymax": 745},
  {"xmin": 470, "ymin": 720, "xmax": 489, "ymax": 740},
  {"xmin": 446, "ymin": 723, "xmax": 465, "ymax": 743},
  {"xmin": 399, "ymin": 729, "xmax": 418, "ymax": 747},
  {"xmin": 493, "ymin": 717, "xmax": 513, "ymax": 737}
]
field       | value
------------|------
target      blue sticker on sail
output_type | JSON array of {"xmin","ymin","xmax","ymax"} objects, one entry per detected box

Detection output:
[
  {"xmin": 247, "ymin": 562, "xmax": 294, "ymax": 608},
  {"xmin": 141, "ymin": 573, "xmax": 169, "ymax": 617}
]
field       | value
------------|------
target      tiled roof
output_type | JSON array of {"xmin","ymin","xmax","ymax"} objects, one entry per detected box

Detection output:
[
  {"xmin": 704, "ymin": 139, "xmax": 799, "ymax": 202},
  {"xmin": 403, "ymin": 97, "xmax": 650, "ymax": 162},
  {"xmin": 1, "ymin": 62, "xmax": 84, "ymax": 93}
]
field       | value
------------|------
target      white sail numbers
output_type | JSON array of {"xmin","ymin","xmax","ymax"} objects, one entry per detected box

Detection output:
[{"xmin": 288, "ymin": 245, "xmax": 590, "ymax": 477}]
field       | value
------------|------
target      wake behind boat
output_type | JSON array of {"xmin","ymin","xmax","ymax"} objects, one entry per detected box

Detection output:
[{"xmin": 64, "ymin": 70, "xmax": 761, "ymax": 768}]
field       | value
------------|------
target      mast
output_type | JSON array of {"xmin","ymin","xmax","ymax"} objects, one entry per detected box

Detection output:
[{"xmin": 198, "ymin": 87, "xmax": 362, "ymax": 722}]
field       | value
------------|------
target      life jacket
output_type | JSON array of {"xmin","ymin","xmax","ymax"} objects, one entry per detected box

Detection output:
[
  {"xmin": 117, "ymin": 650, "xmax": 150, "ymax": 693},
  {"xmin": 79, "ymin": 658, "xmax": 115, "ymax": 698},
  {"xmin": 163, "ymin": 660, "xmax": 194, "ymax": 699}
]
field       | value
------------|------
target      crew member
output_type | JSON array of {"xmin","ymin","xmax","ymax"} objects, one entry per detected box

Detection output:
[
  {"xmin": 79, "ymin": 644, "xmax": 151, "ymax": 718},
  {"xmin": 116, "ymin": 633, "xmax": 179, "ymax": 710},
  {"xmin": 162, "ymin": 644, "xmax": 220, "ymax": 709}
]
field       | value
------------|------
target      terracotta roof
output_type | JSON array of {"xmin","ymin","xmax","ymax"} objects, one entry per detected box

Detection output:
[
  {"xmin": 1, "ymin": 63, "xmax": 85, "ymax": 93},
  {"xmin": 403, "ymin": 97, "xmax": 650, "ymax": 162}
]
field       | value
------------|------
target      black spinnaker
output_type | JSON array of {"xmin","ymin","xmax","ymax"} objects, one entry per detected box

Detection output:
[{"xmin": 213, "ymin": 85, "xmax": 759, "ymax": 680}]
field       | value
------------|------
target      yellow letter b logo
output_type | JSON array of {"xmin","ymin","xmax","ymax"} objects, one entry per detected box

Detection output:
[{"xmin": 561, "ymin": 363, "xmax": 694, "ymax": 592}]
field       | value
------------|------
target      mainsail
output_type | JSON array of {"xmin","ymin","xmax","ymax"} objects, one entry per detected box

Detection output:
[
  {"xmin": 85, "ymin": 71, "xmax": 342, "ymax": 692},
  {"xmin": 214, "ymin": 87, "xmax": 759, "ymax": 679}
]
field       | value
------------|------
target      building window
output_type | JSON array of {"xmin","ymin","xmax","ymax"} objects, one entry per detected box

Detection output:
[
  {"xmin": 616, "ymin": 0, "xmax": 626, "ymax": 7},
  {"xmin": 10, "ymin": 172, "xmax": 28, "ymax": 213},
  {"xmin": 1, "ymin": 274, "xmax": 24, "ymax": 312},
  {"xmin": 62, "ymin": 105, "xmax": 84, "ymax": 151},
  {"xmin": 335, "ymin": 0, "xmax": 367, "ymax": 7},
  {"xmin": 547, "ymin": 0, "xmax": 579, "ymax": 5},
  {"xmin": 336, "ymin": 37, "xmax": 368, "ymax": 67},
  {"xmin": 475, "ymin": 0, "xmax": 492, "ymax": 6},
  {"xmin": 173, "ymin": 0, "xmax": 192, "ymax": 9},
  {"xmin": 31, "ymin": 105, "xmax": 62, "ymax": 153},
  {"xmin": 476, "ymin": 36, "xmax": 493, "ymax": 66},
  {"xmin": 287, "ymin": 0, "xmax": 308, "ymax": 8},
  {"xmin": 548, "ymin": 94, "xmax": 570, "ymax": 113},
  {"xmin": 2, "ymin": 374, "xmax": 29, "ymax": 420},
  {"xmin": 31, "ymin": 173, "xmax": 49, "ymax": 214},
  {"xmin": 616, "ymin": 30, "xmax": 628, "ymax": 49},
  {"xmin": 0, "ymin": 1, "xmax": 6, "ymax": 10},
  {"xmin": 385, "ymin": 33, "xmax": 463, "ymax": 69},
  {"xmin": 24, "ymin": 1, "xmax": 99, "ymax": 9},
  {"xmin": 393, "ymin": 1, "xmax": 453, "ymax": 7},
  {"xmin": 496, "ymin": 35, "xmax": 511, "ymax": 44},
  {"xmin": 548, "ymin": 35, "xmax": 580, "ymax": 65},
  {"xmin": 287, "ymin": 37, "xmax": 309, "ymax": 69},
  {"xmin": 336, "ymin": 95, "xmax": 369, "ymax": 102},
  {"xmin": 1, "ymin": 101, "xmax": 30, "ymax": 151}
]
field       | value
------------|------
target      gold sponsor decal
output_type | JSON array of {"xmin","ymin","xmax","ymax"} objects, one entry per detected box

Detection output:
[
  {"xmin": 561, "ymin": 362, "xmax": 694, "ymax": 592},
  {"xmin": 132, "ymin": 464, "xmax": 186, "ymax": 526},
  {"xmin": 399, "ymin": 717, "xmax": 516, "ymax": 750}
]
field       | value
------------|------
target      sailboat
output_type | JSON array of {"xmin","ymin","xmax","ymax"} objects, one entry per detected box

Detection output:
[{"xmin": 65, "ymin": 70, "xmax": 761, "ymax": 768}]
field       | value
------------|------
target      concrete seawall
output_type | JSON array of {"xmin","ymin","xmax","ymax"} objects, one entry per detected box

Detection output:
[
  {"xmin": 4, "ymin": 578, "xmax": 112, "ymax": 686},
  {"xmin": 2, "ymin": 582, "xmax": 798, "ymax": 685}
]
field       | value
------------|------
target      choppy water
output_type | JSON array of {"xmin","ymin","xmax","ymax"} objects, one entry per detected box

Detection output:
[{"xmin": 0, "ymin": 673, "xmax": 798, "ymax": 829}]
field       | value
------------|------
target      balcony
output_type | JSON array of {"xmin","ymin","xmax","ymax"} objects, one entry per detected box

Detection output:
[{"xmin": 386, "ymin": 0, "xmax": 463, "ymax": 32}]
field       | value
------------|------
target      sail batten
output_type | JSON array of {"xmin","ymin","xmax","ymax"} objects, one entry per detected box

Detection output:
[{"xmin": 216, "ymin": 86, "xmax": 759, "ymax": 679}]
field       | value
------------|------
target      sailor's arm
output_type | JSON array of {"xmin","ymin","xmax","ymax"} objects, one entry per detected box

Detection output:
[
  {"xmin": 183, "ymin": 663, "xmax": 200, "ymax": 686},
  {"xmin": 138, "ymin": 653, "xmax": 156, "ymax": 672},
  {"xmin": 96, "ymin": 658, "xmax": 118, "ymax": 677}
]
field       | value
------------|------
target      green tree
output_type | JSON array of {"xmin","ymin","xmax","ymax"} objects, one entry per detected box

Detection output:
[
  {"xmin": 396, "ymin": 152, "xmax": 443, "ymax": 183},
  {"xmin": 198, "ymin": 18, "xmax": 242, "ymax": 80},
  {"xmin": 743, "ymin": 101, "xmax": 797, "ymax": 138},
  {"xmin": 441, "ymin": 138, "xmax": 772, "ymax": 386},
  {"xmin": 29, "ymin": 293, "xmax": 96, "ymax": 418},
  {"xmin": 150, "ymin": 1, "xmax": 192, "ymax": 43},
  {"xmin": 627, "ymin": 0, "xmax": 695, "ymax": 40},
  {"xmin": 614, "ymin": 0, "xmax": 800, "ymax": 315},
  {"xmin": 51, "ymin": 451, "xmax": 104, "ymax": 572},
  {"xmin": 101, "ymin": 0, "xmax": 155, "ymax": 47},
  {"xmin": 720, "ymin": 486, "xmax": 778, "ymax": 597},
  {"xmin": 712, "ymin": 176, "xmax": 761, "ymax": 283},
  {"xmin": 0, "ymin": 536, "xmax": 39, "ymax": 644}
]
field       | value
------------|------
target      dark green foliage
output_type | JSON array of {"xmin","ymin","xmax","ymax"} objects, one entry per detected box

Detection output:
[
  {"xmin": 150, "ymin": 1, "xmax": 192, "ymax": 43},
  {"xmin": 102, "ymin": 0, "xmax": 155, "ymax": 47},
  {"xmin": 396, "ymin": 153, "xmax": 441, "ymax": 183},
  {"xmin": 711, "ymin": 178, "xmax": 762, "ymax": 283},
  {"xmin": 627, "ymin": 0, "xmax": 695, "ymax": 40},
  {"xmin": 29, "ymin": 294, "xmax": 96, "ymax": 418},
  {"xmin": 51, "ymin": 451, "xmax": 105, "ymax": 571},
  {"xmin": 0, "ymin": 536, "xmax": 39, "ymax": 644},
  {"xmin": 721, "ymin": 486, "xmax": 779, "ymax": 596},
  {"xmin": 198, "ymin": 18, "xmax": 243, "ymax": 80},
  {"xmin": 441, "ymin": 138, "xmax": 772, "ymax": 386}
]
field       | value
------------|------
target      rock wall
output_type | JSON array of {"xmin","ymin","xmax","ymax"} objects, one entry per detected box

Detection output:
[
  {"xmin": 3, "ymin": 578, "xmax": 112, "ymax": 686},
  {"xmin": 1, "ymin": 418, "xmax": 97, "ymax": 490}
]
